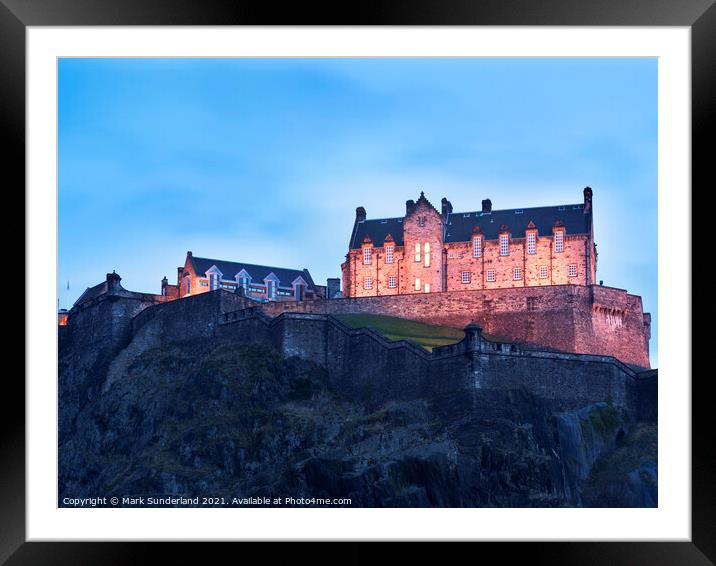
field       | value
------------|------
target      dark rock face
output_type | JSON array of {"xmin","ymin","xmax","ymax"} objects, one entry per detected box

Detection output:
[{"xmin": 58, "ymin": 339, "xmax": 656, "ymax": 507}]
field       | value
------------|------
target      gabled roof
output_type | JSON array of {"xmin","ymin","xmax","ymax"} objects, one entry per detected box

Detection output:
[
  {"xmin": 350, "ymin": 203, "xmax": 589, "ymax": 248},
  {"xmin": 73, "ymin": 281, "xmax": 107, "ymax": 307},
  {"xmin": 189, "ymin": 256, "xmax": 316, "ymax": 289}
]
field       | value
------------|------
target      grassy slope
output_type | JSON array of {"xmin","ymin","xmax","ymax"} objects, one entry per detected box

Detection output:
[{"xmin": 333, "ymin": 313, "xmax": 465, "ymax": 351}]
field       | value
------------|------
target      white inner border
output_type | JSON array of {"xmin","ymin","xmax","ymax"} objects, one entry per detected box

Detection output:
[{"xmin": 27, "ymin": 27, "xmax": 691, "ymax": 541}]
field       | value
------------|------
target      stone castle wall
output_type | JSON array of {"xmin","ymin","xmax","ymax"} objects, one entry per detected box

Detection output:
[
  {"xmin": 259, "ymin": 284, "xmax": 651, "ymax": 368},
  {"xmin": 60, "ymin": 289, "xmax": 656, "ymax": 419},
  {"xmin": 215, "ymin": 310, "xmax": 645, "ymax": 413}
]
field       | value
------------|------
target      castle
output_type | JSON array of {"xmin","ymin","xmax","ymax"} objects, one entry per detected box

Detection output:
[
  {"xmin": 342, "ymin": 188, "xmax": 595, "ymax": 297},
  {"xmin": 61, "ymin": 187, "xmax": 652, "ymax": 369}
]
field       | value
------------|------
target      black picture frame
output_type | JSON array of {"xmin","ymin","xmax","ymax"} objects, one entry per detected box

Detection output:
[{"xmin": 4, "ymin": 1, "xmax": 712, "ymax": 563}]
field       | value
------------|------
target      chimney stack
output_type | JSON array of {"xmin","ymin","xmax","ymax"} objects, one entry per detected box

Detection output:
[
  {"xmin": 405, "ymin": 199, "xmax": 415, "ymax": 215},
  {"xmin": 441, "ymin": 197, "xmax": 453, "ymax": 219},
  {"xmin": 482, "ymin": 199, "xmax": 492, "ymax": 213},
  {"xmin": 583, "ymin": 186, "xmax": 593, "ymax": 213},
  {"xmin": 355, "ymin": 206, "xmax": 366, "ymax": 222},
  {"xmin": 106, "ymin": 270, "xmax": 122, "ymax": 295}
]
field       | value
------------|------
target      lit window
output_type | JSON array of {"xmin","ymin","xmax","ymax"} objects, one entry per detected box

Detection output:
[
  {"xmin": 424, "ymin": 283, "xmax": 430, "ymax": 293},
  {"xmin": 386, "ymin": 245, "xmax": 394, "ymax": 264},
  {"xmin": 472, "ymin": 236, "xmax": 482, "ymax": 258},
  {"xmin": 555, "ymin": 231, "xmax": 564, "ymax": 253},
  {"xmin": 539, "ymin": 266, "xmax": 548, "ymax": 279},
  {"xmin": 415, "ymin": 243, "xmax": 421, "ymax": 262},
  {"xmin": 513, "ymin": 267, "xmax": 522, "ymax": 280},
  {"xmin": 499, "ymin": 233, "xmax": 509, "ymax": 256},
  {"xmin": 568, "ymin": 264, "xmax": 578, "ymax": 277},
  {"xmin": 364, "ymin": 277, "xmax": 372, "ymax": 289},
  {"xmin": 527, "ymin": 233, "xmax": 536, "ymax": 254},
  {"xmin": 486, "ymin": 270, "xmax": 495, "ymax": 282},
  {"xmin": 461, "ymin": 271, "xmax": 471, "ymax": 284},
  {"xmin": 363, "ymin": 247, "xmax": 372, "ymax": 265},
  {"xmin": 415, "ymin": 277, "xmax": 421, "ymax": 291},
  {"xmin": 388, "ymin": 275, "xmax": 397, "ymax": 288},
  {"xmin": 424, "ymin": 242, "xmax": 431, "ymax": 267}
]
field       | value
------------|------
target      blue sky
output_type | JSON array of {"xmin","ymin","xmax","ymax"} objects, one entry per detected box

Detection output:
[{"xmin": 58, "ymin": 58, "xmax": 658, "ymax": 365}]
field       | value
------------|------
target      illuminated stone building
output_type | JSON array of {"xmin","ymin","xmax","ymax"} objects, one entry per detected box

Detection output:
[
  {"xmin": 162, "ymin": 251, "xmax": 319, "ymax": 302},
  {"xmin": 341, "ymin": 188, "xmax": 597, "ymax": 297}
]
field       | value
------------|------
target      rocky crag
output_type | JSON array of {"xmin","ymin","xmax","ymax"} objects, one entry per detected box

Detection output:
[{"xmin": 59, "ymin": 334, "xmax": 656, "ymax": 507}]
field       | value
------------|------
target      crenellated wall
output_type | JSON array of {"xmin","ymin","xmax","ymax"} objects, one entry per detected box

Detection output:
[
  {"xmin": 59, "ymin": 289, "xmax": 656, "ymax": 420},
  {"xmin": 214, "ymin": 310, "xmax": 650, "ymax": 414},
  {"xmin": 260, "ymin": 284, "xmax": 651, "ymax": 368}
]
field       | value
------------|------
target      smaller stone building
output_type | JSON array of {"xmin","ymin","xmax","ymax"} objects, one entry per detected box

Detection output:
[{"xmin": 162, "ymin": 251, "xmax": 320, "ymax": 303}]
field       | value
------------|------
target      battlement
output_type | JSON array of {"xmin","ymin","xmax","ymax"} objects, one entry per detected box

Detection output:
[
  {"xmin": 260, "ymin": 284, "xmax": 651, "ymax": 368},
  {"xmin": 59, "ymin": 286, "xmax": 655, "ymax": 417}
]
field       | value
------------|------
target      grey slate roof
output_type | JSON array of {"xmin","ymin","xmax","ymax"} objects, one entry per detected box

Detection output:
[
  {"xmin": 350, "ymin": 203, "xmax": 589, "ymax": 249},
  {"xmin": 190, "ymin": 256, "xmax": 316, "ymax": 289},
  {"xmin": 445, "ymin": 203, "xmax": 589, "ymax": 242},
  {"xmin": 351, "ymin": 218, "xmax": 404, "ymax": 248}
]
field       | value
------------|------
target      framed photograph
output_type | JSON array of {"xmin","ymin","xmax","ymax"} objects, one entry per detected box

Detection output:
[{"xmin": 6, "ymin": 0, "xmax": 711, "ymax": 563}]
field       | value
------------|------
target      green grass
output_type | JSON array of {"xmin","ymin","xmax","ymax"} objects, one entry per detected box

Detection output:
[{"xmin": 333, "ymin": 313, "xmax": 465, "ymax": 351}]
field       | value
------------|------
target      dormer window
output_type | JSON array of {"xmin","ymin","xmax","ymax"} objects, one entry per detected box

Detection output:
[
  {"xmin": 555, "ymin": 231, "xmax": 564, "ymax": 253},
  {"xmin": 264, "ymin": 273, "xmax": 279, "ymax": 300},
  {"xmin": 363, "ymin": 246, "xmax": 372, "ymax": 265},
  {"xmin": 472, "ymin": 236, "xmax": 482, "ymax": 258},
  {"xmin": 499, "ymin": 233, "xmax": 509, "ymax": 256},
  {"xmin": 235, "ymin": 270, "xmax": 251, "ymax": 294},
  {"xmin": 208, "ymin": 272, "xmax": 219, "ymax": 290},
  {"xmin": 527, "ymin": 233, "xmax": 536, "ymax": 255},
  {"xmin": 386, "ymin": 245, "xmax": 394, "ymax": 264},
  {"xmin": 424, "ymin": 242, "xmax": 431, "ymax": 268}
]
